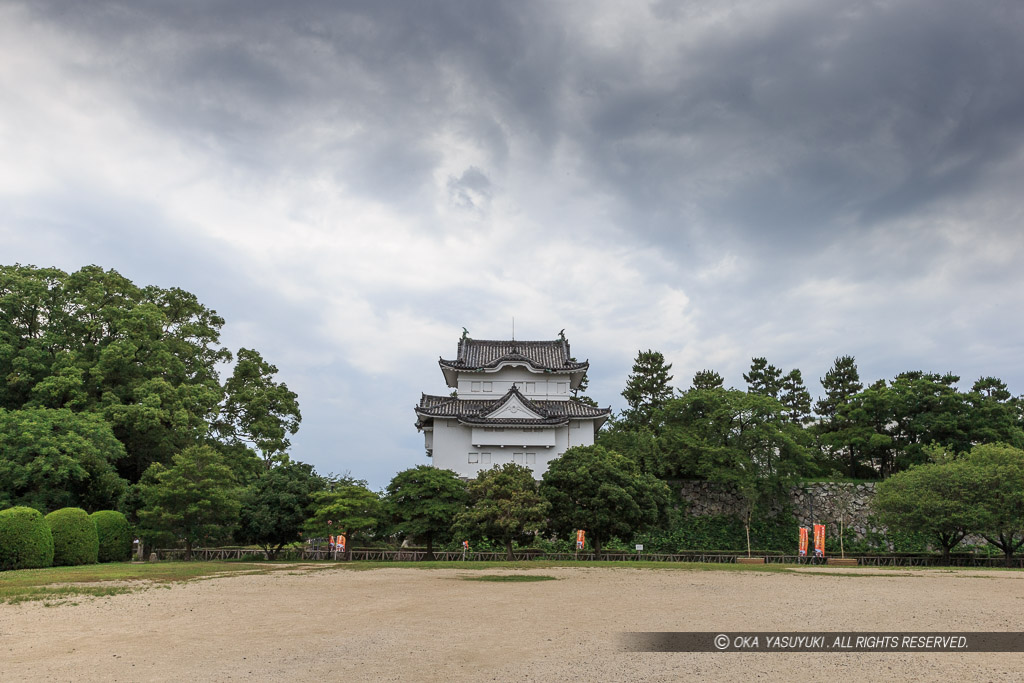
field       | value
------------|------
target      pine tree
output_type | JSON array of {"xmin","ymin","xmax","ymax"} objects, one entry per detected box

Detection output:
[
  {"xmin": 691, "ymin": 369, "xmax": 724, "ymax": 391},
  {"xmin": 743, "ymin": 357, "xmax": 783, "ymax": 398},
  {"xmin": 779, "ymin": 369, "xmax": 812, "ymax": 425},
  {"xmin": 620, "ymin": 350, "xmax": 674, "ymax": 429},
  {"xmin": 815, "ymin": 355, "xmax": 863, "ymax": 420}
]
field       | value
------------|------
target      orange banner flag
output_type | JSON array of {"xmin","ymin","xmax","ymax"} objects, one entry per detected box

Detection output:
[
  {"xmin": 799, "ymin": 527, "xmax": 809, "ymax": 557},
  {"xmin": 813, "ymin": 524, "xmax": 825, "ymax": 558},
  {"xmin": 576, "ymin": 529, "xmax": 585, "ymax": 550}
]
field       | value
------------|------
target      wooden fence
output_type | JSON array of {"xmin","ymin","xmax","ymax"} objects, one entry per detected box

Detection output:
[{"xmin": 152, "ymin": 547, "xmax": 1024, "ymax": 568}]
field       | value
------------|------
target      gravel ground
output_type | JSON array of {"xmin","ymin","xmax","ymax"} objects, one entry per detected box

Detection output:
[{"xmin": 2, "ymin": 565, "xmax": 1023, "ymax": 681}]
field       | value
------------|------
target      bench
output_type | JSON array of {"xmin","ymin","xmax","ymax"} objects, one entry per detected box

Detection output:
[{"xmin": 826, "ymin": 558, "xmax": 859, "ymax": 567}]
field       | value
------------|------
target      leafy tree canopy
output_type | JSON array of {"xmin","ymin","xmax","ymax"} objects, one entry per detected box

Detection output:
[
  {"xmin": 453, "ymin": 463, "xmax": 549, "ymax": 560},
  {"xmin": 0, "ymin": 264, "xmax": 298, "ymax": 485},
  {"xmin": 872, "ymin": 459, "xmax": 983, "ymax": 562},
  {"xmin": 216, "ymin": 348, "xmax": 301, "ymax": 468},
  {"xmin": 656, "ymin": 388, "xmax": 813, "ymax": 555},
  {"xmin": 0, "ymin": 264, "xmax": 230, "ymax": 482},
  {"xmin": 304, "ymin": 480, "xmax": 382, "ymax": 548},
  {"xmin": 540, "ymin": 445, "xmax": 670, "ymax": 555},
  {"xmin": 385, "ymin": 465, "xmax": 467, "ymax": 559},
  {"xmin": 962, "ymin": 443, "xmax": 1024, "ymax": 566},
  {"xmin": 237, "ymin": 460, "xmax": 325, "ymax": 559},
  {"xmin": 138, "ymin": 444, "xmax": 242, "ymax": 559},
  {"xmin": 0, "ymin": 407, "xmax": 127, "ymax": 512}
]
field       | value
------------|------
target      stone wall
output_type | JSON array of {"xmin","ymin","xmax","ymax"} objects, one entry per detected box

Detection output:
[{"xmin": 674, "ymin": 480, "xmax": 881, "ymax": 539}]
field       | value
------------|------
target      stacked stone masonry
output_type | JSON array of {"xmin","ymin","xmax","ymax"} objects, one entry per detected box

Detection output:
[{"xmin": 675, "ymin": 481, "xmax": 881, "ymax": 540}]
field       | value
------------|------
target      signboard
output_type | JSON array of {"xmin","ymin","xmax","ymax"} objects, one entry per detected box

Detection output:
[{"xmin": 635, "ymin": 544, "xmax": 644, "ymax": 551}]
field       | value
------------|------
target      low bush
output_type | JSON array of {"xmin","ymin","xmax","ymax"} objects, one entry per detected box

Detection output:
[
  {"xmin": 0, "ymin": 506, "xmax": 54, "ymax": 570},
  {"xmin": 45, "ymin": 507, "xmax": 99, "ymax": 566},
  {"xmin": 90, "ymin": 510, "xmax": 133, "ymax": 562}
]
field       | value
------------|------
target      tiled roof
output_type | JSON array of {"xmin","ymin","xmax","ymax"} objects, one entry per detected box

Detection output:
[
  {"xmin": 415, "ymin": 388, "xmax": 612, "ymax": 425},
  {"xmin": 439, "ymin": 338, "xmax": 589, "ymax": 373}
]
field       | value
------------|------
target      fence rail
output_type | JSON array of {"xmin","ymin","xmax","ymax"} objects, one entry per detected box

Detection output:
[{"xmin": 152, "ymin": 547, "xmax": 1024, "ymax": 568}]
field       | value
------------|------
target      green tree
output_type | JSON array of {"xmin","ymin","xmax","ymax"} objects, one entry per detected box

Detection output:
[
  {"xmin": 831, "ymin": 380, "xmax": 896, "ymax": 478},
  {"xmin": 453, "ymin": 463, "xmax": 549, "ymax": 560},
  {"xmin": 138, "ymin": 445, "xmax": 242, "ymax": 559},
  {"xmin": 963, "ymin": 443, "xmax": 1024, "ymax": 567},
  {"xmin": 887, "ymin": 372, "xmax": 970, "ymax": 469},
  {"xmin": 304, "ymin": 480, "xmax": 382, "ymax": 557},
  {"xmin": 965, "ymin": 377, "xmax": 1024, "ymax": 448},
  {"xmin": 872, "ymin": 460, "xmax": 982, "ymax": 563},
  {"xmin": 596, "ymin": 425, "xmax": 660, "ymax": 475},
  {"xmin": 813, "ymin": 356, "xmax": 864, "ymax": 476},
  {"xmin": 385, "ymin": 465, "xmax": 467, "ymax": 560},
  {"xmin": 815, "ymin": 355, "xmax": 863, "ymax": 421},
  {"xmin": 656, "ymin": 388, "xmax": 812, "ymax": 555},
  {"xmin": 0, "ymin": 265, "xmax": 232, "ymax": 483},
  {"xmin": 237, "ymin": 460, "xmax": 325, "ymax": 559},
  {"xmin": 779, "ymin": 369, "xmax": 812, "ymax": 425},
  {"xmin": 691, "ymin": 369, "xmax": 724, "ymax": 391},
  {"xmin": 0, "ymin": 407, "xmax": 127, "ymax": 512},
  {"xmin": 743, "ymin": 357, "xmax": 782, "ymax": 399},
  {"xmin": 540, "ymin": 445, "xmax": 670, "ymax": 557},
  {"xmin": 620, "ymin": 350, "xmax": 674, "ymax": 430},
  {"xmin": 217, "ymin": 348, "xmax": 301, "ymax": 468}
]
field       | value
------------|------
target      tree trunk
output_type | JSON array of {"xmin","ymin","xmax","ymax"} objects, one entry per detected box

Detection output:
[
  {"xmin": 185, "ymin": 539, "xmax": 193, "ymax": 562},
  {"xmin": 745, "ymin": 509, "xmax": 752, "ymax": 558},
  {"xmin": 593, "ymin": 537, "xmax": 602, "ymax": 559},
  {"xmin": 425, "ymin": 533, "xmax": 435, "ymax": 561},
  {"xmin": 505, "ymin": 538, "xmax": 514, "ymax": 561},
  {"xmin": 840, "ymin": 517, "xmax": 845, "ymax": 559}
]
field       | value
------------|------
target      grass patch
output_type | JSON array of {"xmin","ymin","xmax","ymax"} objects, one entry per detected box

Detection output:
[
  {"xmin": 0, "ymin": 561, "xmax": 279, "ymax": 605},
  {"xmin": 461, "ymin": 574, "xmax": 558, "ymax": 582}
]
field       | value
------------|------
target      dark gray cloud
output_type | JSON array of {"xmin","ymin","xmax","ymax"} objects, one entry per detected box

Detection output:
[{"xmin": 6, "ymin": 0, "xmax": 1024, "ymax": 486}]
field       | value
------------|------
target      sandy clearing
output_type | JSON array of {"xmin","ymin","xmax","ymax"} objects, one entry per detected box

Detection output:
[{"xmin": 2, "ymin": 565, "xmax": 1023, "ymax": 681}]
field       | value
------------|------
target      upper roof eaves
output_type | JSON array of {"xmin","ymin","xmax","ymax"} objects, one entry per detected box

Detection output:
[{"xmin": 439, "ymin": 338, "xmax": 589, "ymax": 373}]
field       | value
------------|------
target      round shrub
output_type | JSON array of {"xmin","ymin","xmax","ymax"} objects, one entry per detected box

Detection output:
[
  {"xmin": 90, "ymin": 510, "xmax": 133, "ymax": 562},
  {"xmin": 0, "ymin": 506, "xmax": 54, "ymax": 570},
  {"xmin": 45, "ymin": 507, "xmax": 99, "ymax": 566}
]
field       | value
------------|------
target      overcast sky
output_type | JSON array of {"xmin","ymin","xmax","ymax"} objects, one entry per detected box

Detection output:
[{"xmin": 3, "ymin": 0, "xmax": 1023, "ymax": 488}]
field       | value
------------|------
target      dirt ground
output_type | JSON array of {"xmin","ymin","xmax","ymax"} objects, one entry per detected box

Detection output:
[{"xmin": 2, "ymin": 564, "xmax": 1024, "ymax": 681}]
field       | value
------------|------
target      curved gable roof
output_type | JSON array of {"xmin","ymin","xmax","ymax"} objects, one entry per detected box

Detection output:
[
  {"xmin": 440, "ymin": 338, "xmax": 589, "ymax": 373},
  {"xmin": 415, "ymin": 386, "xmax": 612, "ymax": 428}
]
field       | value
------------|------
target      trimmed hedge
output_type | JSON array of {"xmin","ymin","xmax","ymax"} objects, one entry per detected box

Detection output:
[
  {"xmin": 90, "ymin": 510, "xmax": 133, "ymax": 563},
  {"xmin": 45, "ymin": 507, "xmax": 99, "ymax": 566},
  {"xmin": 0, "ymin": 506, "xmax": 54, "ymax": 570}
]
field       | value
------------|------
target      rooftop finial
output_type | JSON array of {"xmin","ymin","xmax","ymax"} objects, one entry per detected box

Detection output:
[
  {"xmin": 558, "ymin": 328, "xmax": 566, "ymax": 341},
  {"xmin": 461, "ymin": 327, "xmax": 469, "ymax": 340}
]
